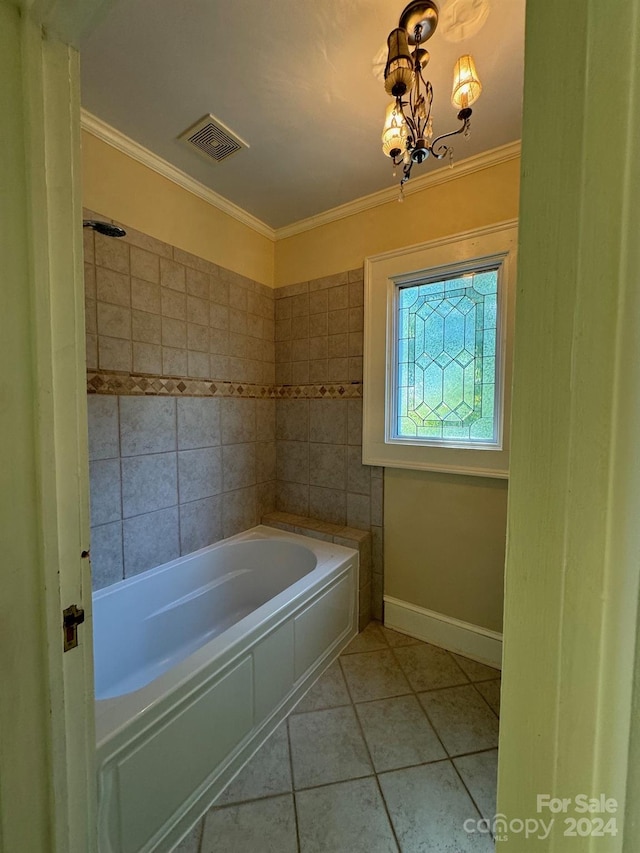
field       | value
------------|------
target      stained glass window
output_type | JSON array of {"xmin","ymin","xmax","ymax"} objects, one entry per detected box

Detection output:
[{"xmin": 394, "ymin": 268, "xmax": 500, "ymax": 446}]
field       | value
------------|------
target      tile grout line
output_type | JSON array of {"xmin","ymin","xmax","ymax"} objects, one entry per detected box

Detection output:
[
  {"xmin": 336, "ymin": 650, "xmax": 403, "ymax": 853},
  {"xmin": 285, "ymin": 716, "xmax": 303, "ymax": 853}
]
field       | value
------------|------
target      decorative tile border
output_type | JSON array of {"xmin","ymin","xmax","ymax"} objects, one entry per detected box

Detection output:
[{"xmin": 87, "ymin": 371, "xmax": 363, "ymax": 399}]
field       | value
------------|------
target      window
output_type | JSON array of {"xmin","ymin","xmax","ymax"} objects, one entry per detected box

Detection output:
[
  {"xmin": 363, "ymin": 221, "xmax": 517, "ymax": 477},
  {"xmin": 392, "ymin": 264, "xmax": 502, "ymax": 448}
]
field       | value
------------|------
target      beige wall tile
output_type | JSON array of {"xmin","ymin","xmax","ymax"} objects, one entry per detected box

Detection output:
[
  {"xmin": 328, "ymin": 334, "xmax": 348, "ymax": 359},
  {"xmin": 275, "ymin": 297, "xmax": 292, "ymax": 320},
  {"xmin": 246, "ymin": 313, "xmax": 263, "ymax": 339},
  {"xmin": 349, "ymin": 306, "xmax": 364, "ymax": 332},
  {"xmin": 97, "ymin": 302, "xmax": 131, "ymax": 339},
  {"xmin": 173, "ymin": 247, "xmax": 217, "ymax": 276},
  {"xmin": 210, "ymin": 275, "xmax": 230, "ymax": 305},
  {"xmin": 328, "ymin": 357, "xmax": 349, "ymax": 382},
  {"xmin": 291, "ymin": 315, "xmax": 309, "ymax": 340},
  {"xmin": 86, "ymin": 334, "xmax": 98, "ymax": 370},
  {"xmin": 132, "ymin": 309, "xmax": 161, "ymax": 344},
  {"xmin": 309, "ymin": 271, "xmax": 348, "ymax": 291},
  {"xmin": 96, "ymin": 267, "xmax": 130, "ymax": 307},
  {"xmin": 130, "ymin": 246, "xmax": 159, "ymax": 283},
  {"xmin": 349, "ymin": 357, "xmax": 363, "ymax": 381},
  {"xmin": 98, "ymin": 336, "xmax": 131, "ymax": 372},
  {"xmin": 275, "ymin": 318, "xmax": 291, "ymax": 342},
  {"xmin": 276, "ymin": 281, "xmax": 308, "ymax": 298},
  {"xmin": 210, "ymin": 328, "xmax": 229, "ymax": 355},
  {"xmin": 291, "ymin": 293, "xmax": 309, "ymax": 317},
  {"xmin": 275, "ymin": 362, "xmax": 292, "ymax": 384},
  {"xmin": 309, "ymin": 359, "xmax": 328, "ymax": 382},
  {"xmin": 328, "ymin": 284, "xmax": 349, "ymax": 311},
  {"xmin": 348, "ymin": 331, "xmax": 363, "ymax": 357},
  {"xmin": 187, "ymin": 294, "xmax": 209, "ymax": 325},
  {"xmin": 187, "ymin": 350, "xmax": 210, "ymax": 378},
  {"xmin": 186, "ymin": 267, "xmax": 209, "ymax": 299},
  {"xmin": 348, "ymin": 267, "xmax": 364, "ymax": 283},
  {"xmin": 133, "ymin": 342, "xmax": 162, "ymax": 374},
  {"xmin": 85, "ymin": 298, "xmax": 97, "ymax": 335},
  {"xmin": 83, "ymin": 229, "xmax": 95, "ymax": 265},
  {"xmin": 291, "ymin": 338, "xmax": 309, "ymax": 362},
  {"xmin": 309, "ymin": 290, "xmax": 328, "ymax": 314},
  {"xmin": 162, "ymin": 316, "xmax": 187, "ymax": 349},
  {"xmin": 162, "ymin": 333, "xmax": 189, "ymax": 378},
  {"xmin": 160, "ymin": 257, "xmax": 186, "ymax": 291},
  {"xmin": 291, "ymin": 361, "xmax": 309, "ymax": 384},
  {"xmin": 120, "ymin": 225, "xmax": 172, "ymax": 259},
  {"xmin": 95, "ymin": 231, "xmax": 130, "ymax": 275},
  {"xmin": 161, "ymin": 286, "xmax": 186, "ymax": 320},
  {"xmin": 84, "ymin": 263, "xmax": 96, "ymax": 299},
  {"xmin": 210, "ymin": 302, "xmax": 229, "ymax": 331},
  {"xmin": 209, "ymin": 354, "xmax": 229, "ymax": 378},
  {"xmin": 188, "ymin": 323, "xmax": 209, "ymax": 353},
  {"xmin": 309, "ymin": 313, "xmax": 328, "ymax": 337},
  {"xmin": 329, "ymin": 309, "xmax": 349, "ymax": 335},
  {"xmin": 131, "ymin": 278, "xmax": 160, "ymax": 314},
  {"xmin": 349, "ymin": 280, "xmax": 364, "ymax": 307},
  {"xmin": 229, "ymin": 285, "xmax": 248, "ymax": 312}
]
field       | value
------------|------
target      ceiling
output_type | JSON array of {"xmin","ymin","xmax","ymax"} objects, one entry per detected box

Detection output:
[{"xmin": 80, "ymin": 0, "xmax": 525, "ymax": 230}]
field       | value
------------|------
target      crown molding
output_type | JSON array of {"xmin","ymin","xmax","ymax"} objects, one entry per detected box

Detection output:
[
  {"xmin": 80, "ymin": 110, "xmax": 276, "ymax": 241},
  {"xmin": 81, "ymin": 109, "xmax": 520, "ymax": 245},
  {"xmin": 274, "ymin": 140, "xmax": 521, "ymax": 240}
]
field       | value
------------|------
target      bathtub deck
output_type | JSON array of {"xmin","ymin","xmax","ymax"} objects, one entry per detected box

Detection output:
[{"xmin": 175, "ymin": 621, "xmax": 501, "ymax": 853}]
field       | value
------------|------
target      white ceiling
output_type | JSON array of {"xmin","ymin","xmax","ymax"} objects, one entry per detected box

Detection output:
[{"xmin": 80, "ymin": 0, "xmax": 525, "ymax": 229}]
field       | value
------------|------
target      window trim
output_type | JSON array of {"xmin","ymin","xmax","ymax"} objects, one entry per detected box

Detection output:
[{"xmin": 363, "ymin": 220, "xmax": 518, "ymax": 478}]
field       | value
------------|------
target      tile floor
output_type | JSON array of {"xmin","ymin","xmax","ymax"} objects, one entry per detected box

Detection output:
[{"xmin": 174, "ymin": 622, "xmax": 501, "ymax": 852}]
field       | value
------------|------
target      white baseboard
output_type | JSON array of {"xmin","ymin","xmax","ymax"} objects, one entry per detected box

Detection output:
[{"xmin": 383, "ymin": 596, "xmax": 503, "ymax": 669}]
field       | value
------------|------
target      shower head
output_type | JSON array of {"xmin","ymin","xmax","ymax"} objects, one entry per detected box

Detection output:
[{"xmin": 83, "ymin": 220, "xmax": 126, "ymax": 238}]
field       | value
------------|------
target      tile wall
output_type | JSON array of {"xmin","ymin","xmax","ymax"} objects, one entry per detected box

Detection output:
[
  {"xmin": 84, "ymin": 212, "xmax": 276, "ymax": 589},
  {"xmin": 273, "ymin": 273, "xmax": 384, "ymax": 619},
  {"xmin": 88, "ymin": 393, "xmax": 276, "ymax": 590},
  {"xmin": 83, "ymin": 213, "xmax": 275, "ymax": 384},
  {"xmin": 84, "ymin": 214, "xmax": 383, "ymax": 619}
]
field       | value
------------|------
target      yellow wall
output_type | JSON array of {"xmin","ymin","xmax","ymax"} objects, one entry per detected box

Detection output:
[
  {"xmin": 385, "ymin": 471, "xmax": 508, "ymax": 633},
  {"xmin": 276, "ymin": 157, "xmax": 520, "ymax": 633},
  {"xmin": 81, "ymin": 131, "xmax": 275, "ymax": 286},
  {"xmin": 275, "ymin": 157, "xmax": 520, "ymax": 286}
]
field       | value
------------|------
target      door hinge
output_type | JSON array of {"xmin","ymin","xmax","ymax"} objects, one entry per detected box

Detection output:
[{"xmin": 63, "ymin": 604, "xmax": 85, "ymax": 652}]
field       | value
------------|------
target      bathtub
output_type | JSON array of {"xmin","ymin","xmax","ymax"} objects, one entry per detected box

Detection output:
[{"xmin": 94, "ymin": 525, "xmax": 358, "ymax": 853}]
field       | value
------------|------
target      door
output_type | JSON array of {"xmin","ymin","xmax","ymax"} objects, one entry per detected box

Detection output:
[{"xmin": 0, "ymin": 5, "xmax": 100, "ymax": 851}]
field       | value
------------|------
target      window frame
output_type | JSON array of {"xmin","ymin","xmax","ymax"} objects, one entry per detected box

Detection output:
[{"xmin": 363, "ymin": 220, "xmax": 517, "ymax": 478}]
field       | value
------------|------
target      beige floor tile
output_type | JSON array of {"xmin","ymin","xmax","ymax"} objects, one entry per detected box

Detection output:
[
  {"xmin": 342, "ymin": 621, "xmax": 388, "ymax": 654},
  {"xmin": 393, "ymin": 643, "xmax": 470, "ymax": 692},
  {"xmin": 289, "ymin": 705, "xmax": 373, "ymax": 789},
  {"xmin": 379, "ymin": 762, "xmax": 493, "ymax": 852},
  {"xmin": 380, "ymin": 626, "xmax": 422, "ymax": 648},
  {"xmin": 340, "ymin": 649, "xmax": 412, "ymax": 702},
  {"xmin": 293, "ymin": 661, "xmax": 351, "ymax": 713},
  {"xmin": 419, "ymin": 685, "xmax": 500, "ymax": 756},
  {"xmin": 201, "ymin": 794, "xmax": 297, "ymax": 853},
  {"xmin": 454, "ymin": 749, "xmax": 499, "ymax": 821},
  {"xmin": 355, "ymin": 695, "xmax": 447, "ymax": 772},
  {"xmin": 215, "ymin": 722, "xmax": 291, "ymax": 806},
  {"xmin": 452, "ymin": 654, "xmax": 501, "ymax": 683},
  {"xmin": 296, "ymin": 777, "xmax": 399, "ymax": 852},
  {"xmin": 475, "ymin": 679, "xmax": 501, "ymax": 716}
]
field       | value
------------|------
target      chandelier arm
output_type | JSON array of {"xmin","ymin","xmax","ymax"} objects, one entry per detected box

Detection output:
[{"xmin": 429, "ymin": 111, "xmax": 472, "ymax": 158}]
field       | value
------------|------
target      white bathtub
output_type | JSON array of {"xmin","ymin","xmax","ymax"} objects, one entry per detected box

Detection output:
[{"xmin": 93, "ymin": 525, "xmax": 358, "ymax": 853}]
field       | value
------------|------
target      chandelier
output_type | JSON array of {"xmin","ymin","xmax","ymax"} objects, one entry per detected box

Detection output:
[{"xmin": 381, "ymin": 0, "xmax": 482, "ymax": 192}]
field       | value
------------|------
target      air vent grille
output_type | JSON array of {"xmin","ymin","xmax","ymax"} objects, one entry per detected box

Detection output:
[{"xmin": 179, "ymin": 114, "xmax": 248, "ymax": 164}]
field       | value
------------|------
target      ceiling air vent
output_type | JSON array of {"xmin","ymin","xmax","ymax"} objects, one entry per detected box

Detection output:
[{"xmin": 179, "ymin": 114, "xmax": 249, "ymax": 165}]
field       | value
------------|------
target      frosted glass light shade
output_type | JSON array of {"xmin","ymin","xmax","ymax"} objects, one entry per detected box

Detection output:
[
  {"xmin": 381, "ymin": 102, "xmax": 407, "ymax": 158},
  {"xmin": 451, "ymin": 54, "xmax": 482, "ymax": 109},
  {"xmin": 384, "ymin": 28, "xmax": 415, "ymax": 97}
]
